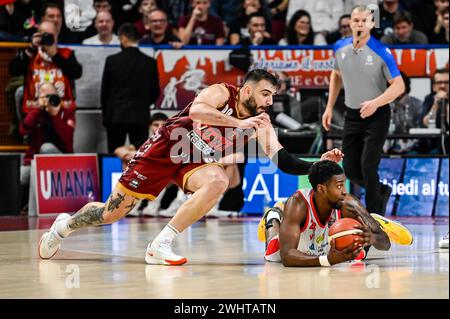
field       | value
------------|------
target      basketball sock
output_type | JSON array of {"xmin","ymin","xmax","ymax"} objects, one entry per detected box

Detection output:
[
  {"xmin": 152, "ymin": 224, "xmax": 180, "ymax": 246},
  {"xmin": 55, "ymin": 217, "xmax": 74, "ymax": 238}
]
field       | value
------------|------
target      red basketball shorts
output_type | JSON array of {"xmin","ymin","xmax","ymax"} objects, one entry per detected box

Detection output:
[{"xmin": 117, "ymin": 133, "xmax": 222, "ymax": 200}]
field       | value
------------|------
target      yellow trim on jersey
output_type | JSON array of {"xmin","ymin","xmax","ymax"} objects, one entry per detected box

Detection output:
[
  {"xmin": 182, "ymin": 163, "xmax": 224, "ymax": 193},
  {"xmin": 117, "ymin": 182, "xmax": 157, "ymax": 201}
]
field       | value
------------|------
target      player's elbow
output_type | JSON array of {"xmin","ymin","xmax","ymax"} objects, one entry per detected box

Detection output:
[
  {"xmin": 280, "ymin": 250, "xmax": 297, "ymax": 267},
  {"xmin": 189, "ymin": 104, "xmax": 203, "ymax": 122}
]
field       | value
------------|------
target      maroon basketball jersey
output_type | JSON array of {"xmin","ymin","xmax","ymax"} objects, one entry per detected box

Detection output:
[{"xmin": 160, "ymin": 83, "xmax": 253, "ymax": 163}]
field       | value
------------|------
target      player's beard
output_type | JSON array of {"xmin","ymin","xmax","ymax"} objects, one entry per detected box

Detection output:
[{"xmin": 242, "ymin": 95, "xmax": 258, "ymax": 116}]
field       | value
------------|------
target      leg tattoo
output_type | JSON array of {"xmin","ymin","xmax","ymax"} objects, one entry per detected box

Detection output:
[
  {"xmin": 69, "ymin": 205, "xmax": 105, "ymax": 230},
  {"xmin": 107, "ymin": 193, "xmax": 125, "ymax": 212}
]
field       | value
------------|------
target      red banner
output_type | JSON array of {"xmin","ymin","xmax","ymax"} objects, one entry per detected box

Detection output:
[
  {"xmin": 35, "ymin": 154, "xmax": 100, "ymax": 216},
  {"xmin": 155, "ymin": 48, "xmax": 449, "ymax": 110}
]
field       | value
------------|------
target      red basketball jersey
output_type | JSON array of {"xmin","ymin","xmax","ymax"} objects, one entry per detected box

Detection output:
[{"xmin": 160, "ymin": 83, "xmax": 253, "ymax": 162}]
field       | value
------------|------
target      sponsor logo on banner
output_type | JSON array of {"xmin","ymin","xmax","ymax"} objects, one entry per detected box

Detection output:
[
  {"xmin": 35, "ymin": 154, "xmax": 100, "ymax": 216},
  {"xmin": 153, "ymin": 48, "xmax": 448, "ymax": 110}
]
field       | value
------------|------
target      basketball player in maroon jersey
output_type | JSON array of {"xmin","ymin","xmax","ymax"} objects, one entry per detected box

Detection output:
[{"xmin": 39, "ymin": 69, "xmax": 344, "ymax": 265}]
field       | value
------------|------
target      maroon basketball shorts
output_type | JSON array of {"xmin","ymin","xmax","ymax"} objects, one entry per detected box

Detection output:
[{"xmin": 117, "ymin": 133, "xmax": 222, "ymax": 200}]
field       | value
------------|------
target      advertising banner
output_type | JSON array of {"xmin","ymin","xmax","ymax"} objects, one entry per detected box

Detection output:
[
  {"xmin": 153, "ymin": 47, "xmax": 449, "ymax": 110},
  {"xmin": 35, "ymin": 154, "xmax": 100, "ymax": 216},
  {"xmin": 100, "ymin": 155, "xmax": 448, "ymax": 216}
]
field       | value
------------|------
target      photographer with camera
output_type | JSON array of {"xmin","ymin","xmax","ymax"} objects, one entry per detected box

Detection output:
[
  {"xmin": 19, "ymin": 82, "xmax": 75, "ymax": 213},
  {"xmin": 10, "ymin": 20, "xmax": 82, "ymax": 114}
]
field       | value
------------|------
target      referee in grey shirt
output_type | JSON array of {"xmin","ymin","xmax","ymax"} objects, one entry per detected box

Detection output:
[{"xmin": 322, "ymin": 5, "xmax": 405, "ymax": 216}]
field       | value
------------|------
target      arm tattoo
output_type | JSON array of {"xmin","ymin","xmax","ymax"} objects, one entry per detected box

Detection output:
[
  {"xmin": 69, "ymin": 205, "xmax": 105, "ymax": 230},
  {"xmin": 107, "ymin": 193, "xmax": 125, "ymax": 212}
]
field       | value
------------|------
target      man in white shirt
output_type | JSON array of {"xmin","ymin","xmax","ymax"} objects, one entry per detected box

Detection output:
[
  {"xmin": 286, "ymin": 0, "xmax": 344, "ymax": 34},
  {"xmin": 82, "ymin": 11, "xmax": 120, "ymax": 45}
]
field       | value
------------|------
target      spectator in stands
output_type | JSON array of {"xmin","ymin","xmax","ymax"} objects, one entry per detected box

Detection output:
[
  {"xmin": 229, "ymin": 0, "xmax": 272, "ymax": 45},
  {"xmin": 384, "ymin": 72, "xmax": 424, "ymax": 154},
  {"xmin": 1, "ymin": 0, "xmax": 41, "ymax": 41},
  {"xmin": 374, "ymin": 0, "xmax": 406, "ymax": 39},
  {"xmin": 178, "ymin": 0, "xmax": 225, "ymax": 45},
  {"xmin": 81, "ymin": 0, "xmax": 113, "ymax": 41},
  {"xmin": 432, "ymin": 0, "xmax": 450, "ymax": 40},
  {"xmin": 286, "ymin": 0, "xmax": 344, "ymax": 35},
  {"xmin": 10, "ymin": 20, "xmax": 82, "ymax": 115},
  {"xmin": 156, "ymin": 0, "xmax": 190, "ymax": 34},
  {"xmin": 93, "ymin": 0, "xmax": 112, "ymax": 13},
  {"xmin": 82, "ymin": 10, "xmax": 120, "ymax": 45},
  {"xmin": 239, "ymin": 13, "xmax": 275, "ymax": 45},
  {"xmin": 422, "ymin": 68, "xmax": 449, "ymax": 128},
  {"xmin": 326, "ymin": 14, "xmax": 352, "ymax": 44},
  {"xmin": 342, "ymin": 0, "xmax": 378, "ymax": 15},
  {"xmin": 268, "ymin": 0, "xmax": 289, "ymax": 43},
  {"xmin": 279, "ymin": 9, "xmax": 327, "ymax": 45},
  {"xmin": 419, "ymin": 68, "xmax": 449, "ymax": 153},
  {"xmin": 381, "ymin": 11, "xmax": 428, "ymax": 45},
  {"xmin": 101, "ymin": 23, "xmax": 160, "ymax": 153},
  {"xmin": 41, "ymin": 2, "xmax": 79, "ymax": 43},
  {"xmin": 139, "ymin": 8, "xmax": 183, "ymax": 47},
  {"xmin": 19, "ymin": 82, "xmax": 75, "ymax": 212},
  {"xmin": 209, "ymin": 0, "xmax": 241, "ymax": 36},
  {"xmin": 432, "ymin": 6, "xmax": 449, "ymax": 44},
  {"xmin": 134, "ymin": 0, "xmax": 158, "ymax": 38}
]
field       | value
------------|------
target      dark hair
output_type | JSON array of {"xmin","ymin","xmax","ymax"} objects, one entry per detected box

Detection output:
[
  {"xmin": 433, "ymin": 67, "xmax": 449, "ymax": 82},
  {"xmin": 308, "ymin": 160, "xmax": 344, "ymax": 191},
  {"xmin": 41, "ymin": 2, "xmax": 62, "ymax": 18},
  {"xmin": 393, "ymin": 11, "xmax": 413, "ymax": 26},
  {"xmin": 94, "ymin": 0, "xmax": 111, "ymax": 4},
  {"xmin": 247, "ymin": 12, "xmax": 267, "ymax": 25},
  {"xmin": 150, "ymin": 112, "xmax": 168, "ymax": 124},
  {"xmin": 244, "ymin": 69, "xmax": 280, "ymax": 88},
  {"xmin": 400, "ymin": 71, "xmax": 411, "ymax": 94},
  {"xmin": 339, "ymin": 14, "xmax": 351, "ymax": 26},
  {"xmin": 118, "ymin": 23, "xmax": 140, "ymax": 42},
  {"xmin": 286, "ymin": 10, "xmax": 315, "ymax": 45}
]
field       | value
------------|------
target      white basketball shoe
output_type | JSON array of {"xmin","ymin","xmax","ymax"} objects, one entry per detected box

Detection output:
[
  {"xmin": 145, "ymin": 239, "xmax": 187, "ymax": 265},
  {"xmin": 38, "ymin": 213, "xmax": 71, "ymax": 259},
  {"xmin": 439, "ymin": 232, "xmax": 449, "ymax": 249}
]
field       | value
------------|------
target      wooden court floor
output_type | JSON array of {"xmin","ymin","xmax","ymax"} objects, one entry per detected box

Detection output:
[{"xmin": 0, "ymin": 216, "xmax": 448, "ymax": 299}]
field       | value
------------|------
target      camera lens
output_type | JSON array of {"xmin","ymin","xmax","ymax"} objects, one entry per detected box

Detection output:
[
  {"xmin": 47, "ymin": 94, "xmax": 61, "ymax": 107},
  {"xmin": 40, "ymin": 32, "xmax": 55, "ymax": 46}
]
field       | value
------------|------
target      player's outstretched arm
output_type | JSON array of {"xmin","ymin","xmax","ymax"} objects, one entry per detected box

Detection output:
[
  {"xmin": 341, "ymin": 194, "xmax": 391, "ymax": 251},
  {"xmin": 256, "ymin": 121, "xmax": 343, "ymax": 175}
]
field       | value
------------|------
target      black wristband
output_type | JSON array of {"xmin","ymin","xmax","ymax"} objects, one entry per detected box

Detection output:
[{"xmin": 272, "ymin": 148, "xmax": 314, "ymax": 175}]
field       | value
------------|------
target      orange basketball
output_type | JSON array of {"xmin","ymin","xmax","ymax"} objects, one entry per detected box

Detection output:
[{"xmin": 328, "ymin": 218, "xmax": 364, "ymax": 250}]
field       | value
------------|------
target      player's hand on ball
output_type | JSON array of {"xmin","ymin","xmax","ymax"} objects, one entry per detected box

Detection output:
[
  {"xmin": 327, "ymin": 238, "xmax": 363, "ymax": 265},
  {"xmin": 320, "ymin": 148, "xmax": 344, "ymax": 163}
]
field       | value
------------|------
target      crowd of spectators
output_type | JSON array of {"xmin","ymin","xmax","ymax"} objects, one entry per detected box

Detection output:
[{"xmin": 1, "ymin": 0, "xmax": 448, "ymax": 46}]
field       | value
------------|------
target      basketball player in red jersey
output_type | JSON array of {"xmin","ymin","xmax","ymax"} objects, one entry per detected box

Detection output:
[
  {"xmin": 39, "ymin": 69, "xmax": 344, "ymax": 265},
  {"xmin": 259, "ymin": 160, "xmax": 413, "ymax": 267}
]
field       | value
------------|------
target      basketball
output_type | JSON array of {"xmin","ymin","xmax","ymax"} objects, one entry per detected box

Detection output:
[{"xmin": 328, "ymin": 218, "xmax": 364, "ymax": 250}]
